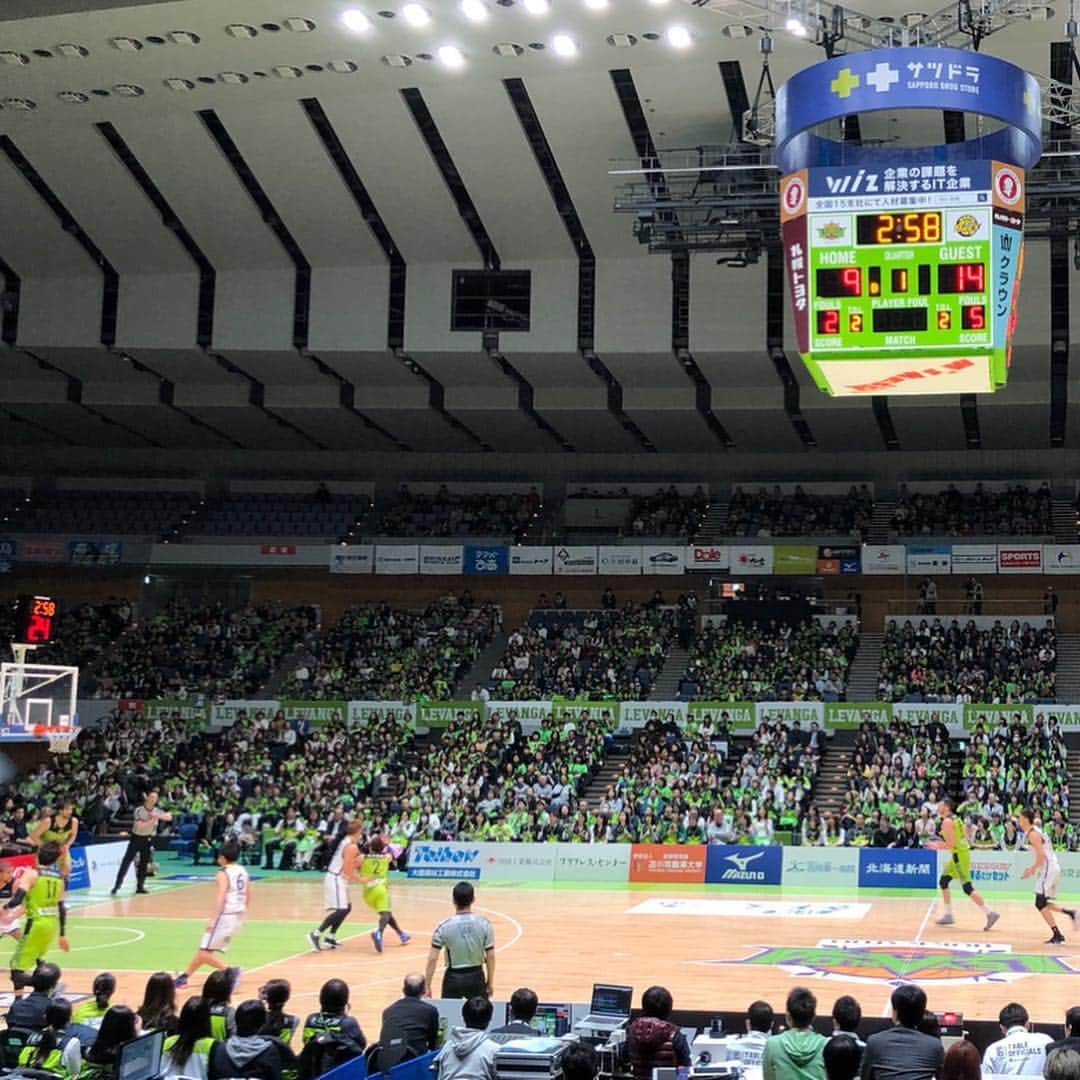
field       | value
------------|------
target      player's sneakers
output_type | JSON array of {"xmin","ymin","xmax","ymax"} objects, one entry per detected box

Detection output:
[
  {"xmin": 934, "ymin": 913, "xmax": 954, "ymax": 926},
  {"xmin": 984, "ymin": 911, "xmax": 1000, "ymax": 932},
  {"xmin": 227, "ymin": 966, "xmax": 241, "ymax": 992},
  {"xmin": 371, "ymin": 930, "xmax": 383, "ymax": 953},
  {"xmin": 1048, "ymin": 928, "xmax": 1066, "ymax": 945},
  {"xmin": 324, "ymin": 937, "xmax": 340, "ymax": 949},
  {"xmin": 174, "ymin": 974, "xmax": 188, "ymax": 990},
  {"xmin": 109, "ymin": 889, "xmax": 118, "ymax": 897},
  {"xmin": 307, "ymin": 931, "xmax": 322, "ymax": 951},
  {"xmin": 1065, "ymin": 908, "xmax": 1078, "ymax": 930},
  {"xmin": 399, "ymin": 931, "xmax": 411, "ymax": 945}
]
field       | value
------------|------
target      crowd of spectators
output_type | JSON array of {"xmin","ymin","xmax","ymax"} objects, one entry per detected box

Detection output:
[
  {"xmin": 490, "ymin": 603, "xmax": 677, "ymax": 701},
  {"xmin": 890, "ymin": 481, "xmax": 1054, "ymax": 536},
  {"xmin": 627, "ymin": 486, "xmax": 708, "ymax": 538},
  {"xmin": 877, "ymin": 618, "xmax": 1057, "ymax": 703},
  {"xmin": 89, "ymin": 603, "xmax": 318, "ymax": 701},
  {"xmin": 680, "ymin": 620, "xmax": 857, "ymax": 702},
  {"xmin": 726, "ymin": 485, "xmax": 873, "ymax": 538},
  {"xmin": 285, "ymin": 597, "xmax": 499, "ymax": 703},
  {"xmin": 373, "ymin": 486, "xmax": 540, "ymax": 541}
]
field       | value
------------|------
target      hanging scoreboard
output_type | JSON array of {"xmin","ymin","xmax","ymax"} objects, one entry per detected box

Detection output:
[{"xmin": 781, "ymin": 160, "xmax": 1025, "ymax": 397}]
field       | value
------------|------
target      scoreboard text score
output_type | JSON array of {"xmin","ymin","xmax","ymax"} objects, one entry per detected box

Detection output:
[
  {"xmin": 13, "ymin": 595, "xmax": 57, "ymax": 645},
  {"xmin": 781, "ymin": 160, "xmax": 1025, "ymax": 397}
]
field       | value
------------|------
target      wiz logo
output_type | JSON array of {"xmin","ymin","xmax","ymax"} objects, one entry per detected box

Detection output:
[{"xmin": 824, "ymin": 170, "xmax": 880, "ymax": 194}]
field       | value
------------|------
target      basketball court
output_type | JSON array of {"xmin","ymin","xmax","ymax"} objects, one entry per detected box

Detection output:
[{"xmin": 19, "ymin": 869, "xmax": 1078, "ymax": 1033}]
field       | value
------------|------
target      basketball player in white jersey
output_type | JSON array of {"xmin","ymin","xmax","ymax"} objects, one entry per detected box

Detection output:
[
  {"xmin": 0, "ymin": 863, "xmax": 24, "ymax": 941},
  {"xmin": 174, "ymin": 838, "xmax": 249, "ymax": 989},
  {"xmin": 308, "ymin": 820, "xmax": 362, "ymax": 951},
  {"xmin": 1019, "ymin": 807, "xmax": 1077, "ymax": 945}
]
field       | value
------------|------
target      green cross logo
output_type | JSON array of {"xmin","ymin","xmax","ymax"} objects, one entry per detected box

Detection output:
[{"xmin": 830, "ymin": 68, "xmax": 860, "ymax": 98}]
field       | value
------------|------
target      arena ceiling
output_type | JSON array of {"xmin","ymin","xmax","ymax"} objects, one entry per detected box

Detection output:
[{"xmin": 0, "ymin": 0, "xmax": 1075, "ymax": 466}]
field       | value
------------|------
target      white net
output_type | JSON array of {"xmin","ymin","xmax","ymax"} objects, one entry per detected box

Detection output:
[
  {"xmin": 47, "ymin": 730, "xmax": 77, "ymax": 755},
  {"xmin": 0, "ymin": 661, "xmax": 79, "ymax": 744}
]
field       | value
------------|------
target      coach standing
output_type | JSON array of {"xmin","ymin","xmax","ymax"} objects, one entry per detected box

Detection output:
[
  {"xmin": 424, "ymin": 881, "xmax": 494, "ymax": 1000},
  {"xmin": 110, "ymin": 790, "xmax": 172, "ymax": 895}
]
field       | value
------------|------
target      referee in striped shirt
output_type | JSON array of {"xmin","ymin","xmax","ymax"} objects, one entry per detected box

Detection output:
[{"xmin": 425, "ymin": 882, "xmax": 495, "ymax": 1000}]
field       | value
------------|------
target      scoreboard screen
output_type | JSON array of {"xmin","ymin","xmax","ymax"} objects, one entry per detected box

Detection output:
[
  {"xmin": 781, "ymin": 160, "xmax": 1025, "ymax": 397},
  {"xmin": 13, "ymin": 595, "xmax": 57, "ymax": 645}
]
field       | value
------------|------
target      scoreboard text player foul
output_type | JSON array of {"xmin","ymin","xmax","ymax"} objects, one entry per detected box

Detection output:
[{"xmin": 775, "ymin": 48, "xmax": 1041, "ymax": 398}]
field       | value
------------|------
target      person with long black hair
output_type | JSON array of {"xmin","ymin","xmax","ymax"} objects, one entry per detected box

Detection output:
[
  {"xmin": 137, "ymin": 972, "xmax": 179, "ymax": 1035},
  {"xmin": 73, "ymin": 973, "xmax": 116, "ymax": 1031},
  {"xmin": 258, "ymin": 981, "xmax": 297, "ymax": 1046},
  {"xmin": 163, "ymin": 997, "xmax": 217, "ymax": 1080},
  {"xmin": 78, "ymin": 1005, "xmax": 138, "ymax": 1080}
]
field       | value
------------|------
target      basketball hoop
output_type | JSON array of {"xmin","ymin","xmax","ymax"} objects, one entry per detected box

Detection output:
[{"xmin": 47, "ymin": 730, "xmax": 77, "ymax": 755}]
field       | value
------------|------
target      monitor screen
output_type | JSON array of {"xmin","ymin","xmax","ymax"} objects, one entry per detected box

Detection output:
[
  {"xmin": 533, "ymin": 1004, "xmax": 571, "ymax": 1038},
  {"xmin": 118, "ymin": 1029, "xmax": 164, "ymax": 1080},
  {"xmin": 590, "ymin": 984, "xmax": 633, "ymax": 1017}
]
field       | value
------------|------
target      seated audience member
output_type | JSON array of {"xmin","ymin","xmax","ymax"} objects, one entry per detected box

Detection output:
[
  {"xmin": 7, "ymin": 961, "xmax": 63, "ymax": 1029},
  {"xmin": 209, "ymin": 1000, "xmax": 298, "ymax": 1080},
  {"xmin": 982, "ymin": 1002, "xmax": 1051, "ymax": 1075},
  {"xmin": 302, "ymin": 979, "xmax": 365, "ymax": 1047},
  {"xmin": 491, "ymin": 988, "xmax": 540, "ymax": 1036},
  {"xmin": 138, "ymin": 971, "xmax": 179, "ymax": 1035},
  {"xmin": 860, "ymin": 984, "xmax": 944, "ymax": 1080},
  {"xmin": 1046, "ymin": 1049, "xmax": 1080, "ymax": 1080},
  {"xmin": 435, "ymin": 996, "xmax": 501, "ymax": 1080},
  {"xmin": 79, "ymin": 1006, "xmax": 138, "ymax": 1080},
  {"xmin": 831, "ymin": 996, "xmax": 865, "ymax": 1058},
  {"xmin": 376, "ymin": 973, "xmax": 439, "ymax": 1070},
  {"xmin": 763, "ymin": 987, "xmax": 826, "ymax": 1080},
  {"xmin": 941, "ymin": 1040, "xmax": 980, "ymax": 1080},
  {"xmin": 730, "ymin": 1000, "xmax": 774, "ymax": 1067},
  {"xmin": 163, "ymin": 997, "xmax": 216, "ymax": 1080},
  {"xmin": 1048, "ymin": 1009, "xmax": 1080, "ymax": 1057},
  {"xmin": 259, "ymin": 980, "xmax": 298, "ymax": 1046},
  {"xmin": 824, "ymin": 1035, "xmax": 861, "ymax": 1080},
  {"xmin": 561, "ymin": 1042, "xmax": 600, "ymax": 1080},
  {"xmin": 203, "ymin": 969, "xmax": 236, "ymax": 1041},
  {"xmin": 627, "ymin": 986, "xmax": 692, "ymax": 1080},
  {"xmin": 73, "ymin": 972, "xmax": 116, "ymax": 1031},
  {"xmin": 17, "ymin": 999, "xmax": 82, "ymax": 1078}
]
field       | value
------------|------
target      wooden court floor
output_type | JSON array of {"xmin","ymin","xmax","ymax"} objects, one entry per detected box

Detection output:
[{"xmin": 58, "ymin": 880, "xmax": 1080, "ymax": 1033}]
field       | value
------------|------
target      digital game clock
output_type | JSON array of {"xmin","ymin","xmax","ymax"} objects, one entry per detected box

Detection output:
[{"xmin": 13, "ymin": 595, "xmax": 57, "ymax": 645}]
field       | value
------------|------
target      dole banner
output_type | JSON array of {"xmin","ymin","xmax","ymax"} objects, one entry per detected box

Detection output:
[
  {"xmin": 598, "ymin": 546, "xmax": 643, "ymax": 575},
  {"xmin": 774, "ymin": 546, "xmax": 817, "ymax": 575},
  {"xmin": 687, "ymin": 545, "xmax": 729, "ymax": 571},
  {"xmin": 508, "ymin": 547, "xmax": 553, "ymax": 575},
  {"xmin": 1044, "ymin": 545, "xmax": 1080, "ymax": 574},
  {"xmin": 419, "ymin": 545, "xmax": 464, "ymax": 575},
  {"xmin": 329, "ymin": 545, "xmax": 373, "ymax": 574},
  {"xmin": 729, "ymin": 545, "xmax": 774, "ymax": 575},
  {"xmin": 861, "ymin": 545, "xmax": 905, "ymax": 575},
  {"xmin": 907, "ymin": 544, "xmax": 951, "ymax": 574},
  {"xmin": 998, "ymin": 545, "xmax": 1042, "ymax": 574},
  {"xmin": 951, "ymin": 544, "xmax": 997, "ymax": 574},
  {"xmin": 817, "ymin": 545, "xmax": 860, "ymax": 575},
  {"xmin": 705, "ymin": 844, "xmax": 783, "ymax": 886},
  {"xmin": 553, "ymin": 546, "xmax": 598, "ymax": 576},
  {"xmin": 375, "ymin": 544, "xmax": 419, "ymax": 575},
  {"xmin": 642, "ymin": 545, "xmax": 685, "ymax": 575},
  {"xmin": 464, "ymin": 545, "xmax": 508, "ymax": 575}
]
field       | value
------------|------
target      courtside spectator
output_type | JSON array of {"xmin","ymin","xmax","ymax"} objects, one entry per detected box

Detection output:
[
  {"xmin": 492, "ymin": 989, "xmax": 540, "ymax": 1036},
  {"xmin": 824, "ymin": 1037, "xmax": 862, "ymax": 1080},
  {"xmin": 730, "ymin": 1000, "xmax": 774, "ymax": 1068},
  {"xmin": 209, "ymin": 1000, "xmax": 297, "ymax": 1080},
  {"xmin": 860, "ymin": 985, "xmax": 943, "ymax": 1080},
  {"xmin": 627, "ymin": 986, "xmax": 692, "ymax": 1080},
  {"xmin": 831, "ymin": 996, "xmax": 865, "ymax": 1061},
  {"xmin": 942, "ymin": 1041, "xmax": 981, "ymax": 1080},
  {"xmin": 435, "ymin": 997, "xmax": 500, "ymax": 1080},
  {"xmin": 982, "ymin": 1002, "xmax": 1052, "ymax": 1075},
  {"xmin": 1047, "ymin": 1008, "xmax": 1080, "ymax": 1057},
  {"xmin": 562, "ymin": 1043, "xmax": 600, "ymax": 1080},
  {"xmin": 763, "ymin": 987, "xmax": 825, "ymax": 1080},
  {"xmin": 376, "ymin": 974, "xmax": 439, "ymax": 1070},
  {"xmin": 1046, "ymin": 1049, "xmax": 1080, "ymax": 1080}
]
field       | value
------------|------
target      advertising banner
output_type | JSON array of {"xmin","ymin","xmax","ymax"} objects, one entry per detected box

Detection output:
[
  {"xmin": 598, "ymin": 546, "xmax": 643, "ymax": 575},
  {"xmin": 375, "ymin": 544, "xmax": 419, "ymax": 575},
  {"xmin": 86, "ymin": 840, "xmax": 129, "ymax": 890},
  {"xmin": 554, "ymin": 843, "xmax": 632, "ymax": 883},
  {"xmin": 963, "ymin": 702, "xmax": 1033, "ymax": 730},
  {"xmin": 687, "ymin": 545, "xmax": 729, "ymax": 572},
  {"xmin": 553, "ymin": 546, "xmax": 598, "ymax": 576},
  {"xmin": 857, "ymin": 848, "xmax": 937, "ymax": 889},
  {"xmin": 705, "ymin": 845, "xmax": 783, "ymax": 886},
  {"xmin": 464, "ymin": 546, "xmax": 509, "ymax": 575},
  {"xmin": 19, "ymin": 540, "xmax": 66, "ymax": 563},
  {"xmin": 1044, "ymin": 545, "xmax": 1080, "ymax": 574},
  {"xmin": 824, "ymin": 702, "xmax": 892, "ymax": 729},
  {"xmin": 729, "ymin": 545, "xmax": 774, "ymax": 575},
  {"xmin": 552, "ymin": 699, "xmax": 620, "ymax": 723},
  {"xmin": 416, "ymin": 701, "xmax": 474, "ymax": 729},
  {"xmin": 998, "ymin": 545, "xmax": 1043, "ymax": 574},
  {"xmin": 405, "ymin": 842, "xmax": 555, "ymax": 882},
  {"xmin": 782, "ymin": 849, "xmax": 859, "ymax": 889},
  {"xmin": 891, "ymin": 702, "xmax": 965, "ymax": 736},
  {"xmin": 142, "ymin": 699, "xmax": 208, "ymax": 727},
  {"xmin": 210, "ymin": 700, "xmax": 280, "ymax": 728},
  {"xmin": 951, "ymin": 544, "xmax": 998, "ymax": 574},
  {"xmin": 0, "ymin": 538, "xmax": 14, "ymax": 573},
  {"xmin": 67, "ymin": 846, "xmax": 91, "ymax": 891},
  {"xmin": 861, "ymin": 545, "xmax": 905, "ymax": 575},
  {"xmin": 619, "ymin": 701, "xmax": 688, "ymax": 728},
  {"xmin": 485, "ymin": 701, "xmax": 552, "ymax": 730},
  {"xmin": 329, "ymin": 545, "xmax": 373, "ymax": 574},
  {"xmin": 773, "ymin": 546, "xmax": 817, "ymax": 575},
  {"xmin": 688, "ymin": 701, "xmax": 756, "ymax": 730},
  {"xmin": 817, "ymin": 545, "xmax": 860, "ymax": 575},
  {"xmin": 642, "ymin": 545, "xmax": 685, "ymax": 575},
  {"xmin": 629, "ymin": 843, "xmax": 707, "ymax": 884},
  {"xmin": 757, "ymin": 701, "xmax": 825, "ymax": 728},
  {"xmin": 279, "ymin": 700, "xmax": 348, "ymax": 726},
  {"xmin": 69, "ymin": 540, "xmax": 123, "ymax": 567},
  {"xmin": 346, "ymin": 701, "xmax": 417, "ymax": 727},
  {"xmin": 508, "ymin": 547, "xmax": 554, "ymax": 575},
  {"xmin": 1033, "ymin": 705, "xmax": 1080, "ymax": 732},
  {"xmin": 419, "ymin": 545, "xmax": 464, "ymax": 576},
  {"xmin": 907, "ymin": 544, "xmax": 951, "ymax": 574}
]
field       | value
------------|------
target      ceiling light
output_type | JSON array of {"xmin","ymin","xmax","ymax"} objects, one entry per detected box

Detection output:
[
  {"xmin": 167, "ymin": 31, "xmax": 201, "ymax": 45},
  {"xmin": 0, "ymin": 52, "xmax": 29, "ymax": 65},
  {"xmin": 785, "ymin": 15, "xmax": 808, "ymax": 33},
  {"xmin": 226, "ymin": 23, "xmax": 259, "ymax": 37},
  {"xmin": 58, "ymin": 90, "xmax": 89, "ymax": 103},
  {"xmin": 164, "ymin": 77, "xmax": 195, "ymax": 90},
  {"xmin": 401, "ymin": 3, "xmax": 430, "ymax": 25},
  {"xmin": 665, "ymin": 23, "xmax": 692, "ymax": 46},
  {"xmin": 584, "ymin": 0, "xmax": 609, "ymax": 8},
  {"xmin": 551, "ymin": 33, "xmax": 577, "ymax": 55},
  {"xmin": 113, "ymin": 82, "xmax": 145, "ymax": 95},
  {"xmin": 523, "ymin": 0, "xmax": 550, "ymax": 13},
  {"xmin": 437, "ymin": 44, "xmax": 465, "ymax": 67},
  {"xmin": 327, "ymin": 59, "xmax": 360, "ymax": 71},
  {"xmin": 461, "ymin": 0, "xmax": 489, "ymax": 19},
  {"xmin": 284, "ymin": 17, "xmax": 317, "ymax": 31},
  {"xmin": 648, "ymin": 0, "xmax": 671, "ymax": 5},
  {"xmin": 55, "ymin": 43, "xmax": 89, "ymax": 57},
  {"xmin": 110, "ymin": 37, "xmax": 143, "ymax": 52},
  {"xmin": 342, "ymin": 8, "xmax": 372, "ymax": 30}
]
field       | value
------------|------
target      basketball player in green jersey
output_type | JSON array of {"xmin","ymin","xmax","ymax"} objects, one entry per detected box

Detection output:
[
  {"xmin": 30, "ymin": 801, "xmax": 78, "ymax": 881},
  {"xmin": 362, "ymin": 837, "xmax": 409, "ymax": 953},
  {"xmin": 6, "ymin": 841, "xmax": 69, "ymax": 989},
  {"xmin": 935, "ymin": 796, "xmax": 999, "ymax": 931}
]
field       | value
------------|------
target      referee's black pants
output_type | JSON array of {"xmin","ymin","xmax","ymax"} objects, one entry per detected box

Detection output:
[
  {"xmin": 113, "ymin": 834, "xmax": 152, "ymax": 891},
  {"xmin": 442, "ymin": 966, "xmax": 487, "ymax": 1000}
]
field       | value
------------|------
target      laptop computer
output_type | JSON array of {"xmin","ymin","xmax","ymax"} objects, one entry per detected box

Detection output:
[
  {"xmin": 578, "ymin": 984, "xmax": 633, "ymax": 1030},
  {"xmin": 117, "ymin": 1029, "xmax": 164, "ymax": 1080}
]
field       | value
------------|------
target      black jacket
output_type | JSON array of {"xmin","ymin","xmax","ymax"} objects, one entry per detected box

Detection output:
[
  {"xmin": 7, "ymin": 992, "xmax": 52, "ymax": 1030},
  {"xmin": 377, "ymin": 996, "xmax": 439, "ymax": 1069}
]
